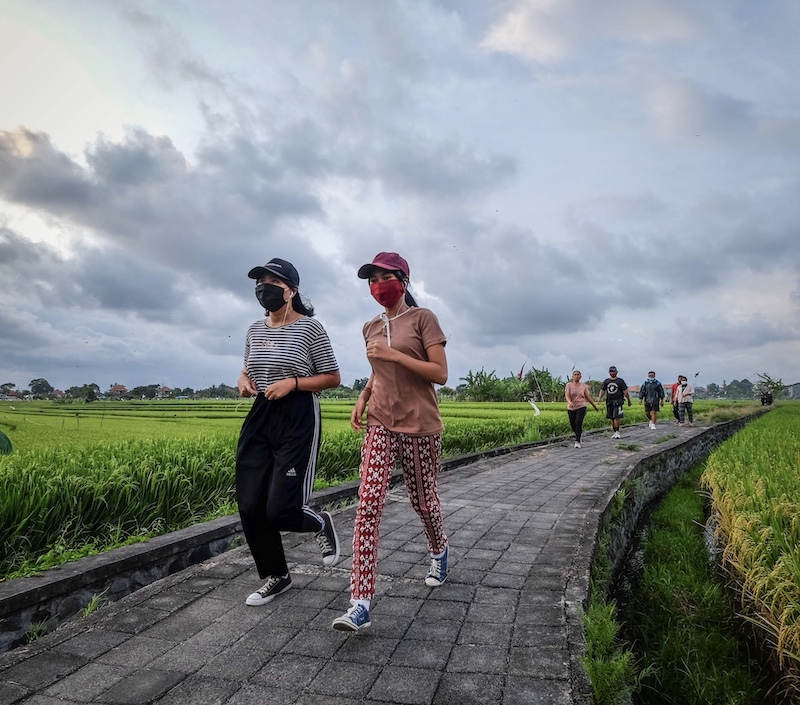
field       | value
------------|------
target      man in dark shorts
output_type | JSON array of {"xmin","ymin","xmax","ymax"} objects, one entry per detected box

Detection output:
[
  {"xmin": 639, "ymin": 371, "xmax": 665, "ymax": 430},
  {"xmin": 598, "ymin": 366, "xmax": 631, "ymax": 439}
]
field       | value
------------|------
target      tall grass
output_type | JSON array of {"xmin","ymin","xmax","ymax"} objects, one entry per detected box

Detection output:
[
  {"xmin": 702, "ymin": 405, "xmax": 800, "ymax": 695},
  {"xmin": 625, "ymin": 465, "xmax": 768, "ymax": 704}
]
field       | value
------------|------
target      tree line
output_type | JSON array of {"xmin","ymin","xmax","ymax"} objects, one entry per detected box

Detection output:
[{"xmin": 0, "ymin": 371, "xmax": 790, "ymax": 403}]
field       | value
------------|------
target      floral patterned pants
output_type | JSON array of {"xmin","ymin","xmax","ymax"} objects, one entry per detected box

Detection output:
[{"xmin": 350, "ymin": 425, "xmax": 448, "ymax": 600}]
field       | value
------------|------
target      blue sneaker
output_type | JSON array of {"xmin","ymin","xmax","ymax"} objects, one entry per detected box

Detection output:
[
  {"xmin": 425, "ymin": 546, "xmax": 449, "ymax": 587},
  {"xmin": 332, "ymin": 602, "xmax": 371, "ymax": 632}
]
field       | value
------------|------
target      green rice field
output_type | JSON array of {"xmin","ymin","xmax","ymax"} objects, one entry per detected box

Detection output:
[{"xmin": 0, "ymin": 398, "xmax": 759, "ymax": 580}]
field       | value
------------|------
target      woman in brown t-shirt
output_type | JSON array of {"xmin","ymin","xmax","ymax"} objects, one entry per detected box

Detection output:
[{"xmin": 332, "ymin": 252, "xmax": 449, "ymax": 633}]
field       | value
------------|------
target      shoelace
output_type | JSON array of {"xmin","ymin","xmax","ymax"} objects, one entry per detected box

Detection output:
[
  {"xmin": 428, "ymin": 557, "xmax": 443, "ymax": 578},
  {"xmin": 316, "ymin": 532, "xmax": 333, "ymax": 554},
  {"xmin": 258, "ymin": 576, "xmax": 282, "ymax": 595},
  {"xmin": 347, "ymin": 605, "xmax": 367, "ymax": 621}
]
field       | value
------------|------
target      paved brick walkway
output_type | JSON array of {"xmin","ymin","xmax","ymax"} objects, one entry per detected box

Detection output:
[{"xmin": 0, "ymin": 422, "xmax": 701, "ymax": 705}]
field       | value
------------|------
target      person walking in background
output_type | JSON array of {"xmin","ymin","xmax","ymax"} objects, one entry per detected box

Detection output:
[
  {"xmin": 236, "ymin": 258, "xmax": 342, "ymax": 606},
  {"xmin": 676, "ymin": 375, "xmax": 695, "ymax": 426},
  {"xmin": 639, "ymin": 371, "xmax": 665, "ymax": 430},
  {"xmin": 670, "ymin": 374, "xmax": 682, "ymax": 424},
  {"xmin": 598, "ymin": 366, "xmax": 631, "ymax": 439},
  {"xmin": 564, "ymin": 370, "xmax": 599, "ymax": 448},
  {"xmin": 332, "ymin": 252, "xmax": 449, "ymax": 633}
]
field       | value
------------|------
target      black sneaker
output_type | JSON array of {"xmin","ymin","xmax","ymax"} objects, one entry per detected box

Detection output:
[
  {"xmin": 316, "ymin": 511, "xmax": 341, "ymax": 567},
  {"xmin": 246, "ymin": 574, "xmax": 291, "ymax": 606}
]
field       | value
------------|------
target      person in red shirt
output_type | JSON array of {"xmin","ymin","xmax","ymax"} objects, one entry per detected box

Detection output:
[
  {"xmin": 332, "ymin": 252, "xmax": 449, "ymax": 633},
  {"xmin": 670, "ymin": 375, "xmax": 681, "ymax": 424}
]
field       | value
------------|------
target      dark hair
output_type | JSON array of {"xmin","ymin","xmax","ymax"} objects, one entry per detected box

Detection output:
[
  {"xmin": 291, "ymin": 289, "xmax": 314, "ymax": 317},
  {"xmin": 395, "ymin": 271, "xmax": 418, "ymax": 307}
]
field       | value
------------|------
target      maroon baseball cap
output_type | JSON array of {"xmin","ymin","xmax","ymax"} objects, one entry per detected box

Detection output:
[{"xmin": 357, "ymin": 252, "xmax": 410, "ymax": 279}]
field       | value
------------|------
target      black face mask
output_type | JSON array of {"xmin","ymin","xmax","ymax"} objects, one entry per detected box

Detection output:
[{"xmin": 255, "ymin": 283, "xmax": 288, "ymax": 312}]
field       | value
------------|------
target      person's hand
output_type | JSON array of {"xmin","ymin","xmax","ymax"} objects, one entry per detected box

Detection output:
[
  {"xmin": 627, "ymin": 400, "xmax": 632, "ymax": 406},
  {"xmin": 638, "ymin": 399, "xmax": 642, "ymax": 404},
  {"xmin": 264, "ymin": 378, "xmax": 295, "ymax": 401},
  {"xmin": 365, "ymin": 339, "xmax": 397, "ymax": 362},
  {"xmin": 238, "ymin": 373, "xmax": 258, "ymax": 397},
  {"xmin": 350, "ymin": 396, "xmax": 368, "ymax": 431}
]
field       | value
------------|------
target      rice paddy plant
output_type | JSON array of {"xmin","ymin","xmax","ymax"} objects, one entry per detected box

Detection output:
[
  {"xmin": 702, "ymin": 405, "xmax": 800, "ymax": 690},
  {"xmin": 625, "ymin": 465, "xmax": 769, "ymax": 704}
]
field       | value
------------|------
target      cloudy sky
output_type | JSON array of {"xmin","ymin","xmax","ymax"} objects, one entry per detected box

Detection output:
[{"xmin": 1, "ymin": 0, "xmax": 799, "ymax": 395}]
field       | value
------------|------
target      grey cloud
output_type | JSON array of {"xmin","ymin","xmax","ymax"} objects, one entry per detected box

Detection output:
[
  {"xmin": 0, "ymin": 129, "xmax": 93, "ymax": 208},
  {"xmin": 86, "ymin": 130, "xmax": 187, "ymax": 185}
]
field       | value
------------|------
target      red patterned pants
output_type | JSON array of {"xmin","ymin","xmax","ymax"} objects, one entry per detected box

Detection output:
[{"xmin": 350, "ymin": 425, "xmax": 448, "ymax": 600}]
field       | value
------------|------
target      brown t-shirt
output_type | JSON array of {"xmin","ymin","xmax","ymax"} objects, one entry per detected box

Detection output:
[{"xmin": 363, "ymin": 307, "xmax": 447, "ymax": 436}]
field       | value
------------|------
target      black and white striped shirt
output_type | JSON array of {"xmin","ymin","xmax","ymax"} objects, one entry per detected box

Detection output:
[{"xmin": 243, "ymin": 316, "xmax": 338, "ymax": 391}]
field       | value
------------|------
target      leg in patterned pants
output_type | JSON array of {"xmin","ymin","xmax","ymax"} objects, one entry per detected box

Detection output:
[{"xmin": 350, "ymin": 425, "xmax": 448, "ymax": 601}]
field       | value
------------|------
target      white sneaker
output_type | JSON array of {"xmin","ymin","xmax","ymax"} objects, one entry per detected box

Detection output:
[
  {"xmin": 649, "ymin": 422, "xmax": 655, "ymax": 430},
  {"xmin": 574, "ymin": 442, "xmax": 581, "ymax": 448},
  {"xmin": 613, "ymin": 431, "xmax": 621, "ymax": 439},
  {"xmin": 651, "ymin": 423, "xmax": 657, "ymax": 430}
]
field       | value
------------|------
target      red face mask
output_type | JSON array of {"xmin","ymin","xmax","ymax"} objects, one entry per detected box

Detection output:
[{"xmin": 370, "ymin": 279, "xmax": 405, "ymax": 308}]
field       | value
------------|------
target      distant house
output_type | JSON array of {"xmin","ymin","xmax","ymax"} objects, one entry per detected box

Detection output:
[{"xmin": 109, "ymin": 383, "xmax": 128, "ymax": 398}]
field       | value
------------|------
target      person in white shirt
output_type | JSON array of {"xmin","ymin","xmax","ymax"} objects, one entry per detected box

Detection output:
[{"xmin": 675, "ymin": 375, "xmax": 695, "ymax": 426}]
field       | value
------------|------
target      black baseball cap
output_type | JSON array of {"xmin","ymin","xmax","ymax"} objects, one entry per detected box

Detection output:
[
  {"xmin": 609, "ymin": 366, "xmax": 617, "ymax": 372},
  {"xmin": 248, "ymin": 258, "xmax": 300, "ymax": 288}
]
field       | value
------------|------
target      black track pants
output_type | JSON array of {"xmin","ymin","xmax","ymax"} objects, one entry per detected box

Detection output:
[
  {"xmin": 567, "ymin": 407, "xmax": 587, "ymax": 442},
  {"xmin": 236, "ymin": 392, "xmax": 324, "ymax": 578}
]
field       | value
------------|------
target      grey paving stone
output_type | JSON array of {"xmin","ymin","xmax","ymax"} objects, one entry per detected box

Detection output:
[
  {"xmin": 464, "ymin": 601, "xmax": 516, "ymax": 624},
  {"xmin": 446, "ymin": 644, "xmax": 507, "ymax": 675},
  {"xmin": 360, "ymin": 613, "xmax": 412, "ymax": 639},
  {"xmin": 251, "ymin": 653, "xmax": 325, "ymax": 690},
  {"xmin": 282, "ymin": 629, "xmax": 347, "ymax": 658},
  {"xmin": 370, "ymin": 596, "xmax": 424, "ymax": 617},
  {"xmin": 96, "ymin": 636, "xmax": 174, "ymax": 667},
  {"xmin": 105, "ymin": 606, "xmax": 168, "ymax": 635},
  {"xmin": 53, "ymin": 629, "xmax": 129, "ymax": 660},
  {"xmin": 509, "ymin": 646, "xmax": 570, "ymax": 679},
  {"xmin": 367, "ymin": 665, "xmax": 441, "ymax": 705},
  {"xmin": 457, "ymin": 621, "xmax": 513, "ymax": 647},
  {"xmin": 305, "ymin": 660, "xmax": 381, "ymax": 699},
  {"xmin": 511, "ymin": 624, "xmax": 566, "ymax": 648},
  {"xmin": 335, "ymin": 636, "xmax": 400, "ymax": 666},
  {"xmin": 226, "ymin": 683, "xmax": 297, "ymax": 705},
  {"xmin": 43, "ymin": 662, "xmax": 127, "ymax": 701},
  {"xmin": 140, "ymin": 592, "xmax": 199, "ymax": 613},
  {"xmin": 405, "ymin": 618, "xmax": 461, "ymax": 643},
  {"xmin": 502, "ymin": 675, "xmax": 572, "ymax": 705},
  {"xmin": 195, "ymin": 638, "xmax": 275, "ymax": 682},
  {"xmin": 433, "ymin": 672, "xmax": 504, "ymax": 705},
  {"xmin": 1, "ymin": 652, "xmax": 85, "ymax": 691},
  {"xmin": 96, "ymin": 669, "xmax": 185, "ymax": 704},
  {"xmin": 148, "ymin": 645, "xmax": 221, "ymax": 675},
  {"xmin": 151, "ymin": 675, "xmax": 239, "ymax": 704},
  {"xmin": 426, "ymin": 584, "xmax": 476, "ymax": 603},
  {"xmin": 415, "ymin": 600, "xmax": 468, "ymax": 623},
  {"xmin": 8, "ymin": 696, "xmax": 80, "ymax": 705},
  {"xmin": 388, "ymin": 639, "xmax": 452, "ymax": 670},
  {"xmin": 0, "ymin": 680, "xmax": 28, "ymax": 704}
]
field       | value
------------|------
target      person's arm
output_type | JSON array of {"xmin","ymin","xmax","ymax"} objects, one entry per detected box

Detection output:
[
  {"xmin": 365, "ymin": 340, "xmax": 448, "ymax": 385},
  {"xmin": 264, "ymin": 370, "xmax": 340, "ymax": 401},
  {"xmin": 625, "ymin": 390, "xmax": 632, "ymax": 406},
  {"xmin": 564, "ymin": 384, "xmax": 571, "ymax": 405},
  {"xmin": 639, "ymin": 383, "xmax": 644, "ymax": 404},
  {"xmin": 351, "ymin": 374, "xmax": 374, "ymax": 431},
  {"xmin": 238, "ymin": 369, "xmax": 258, "ymax": 397},
  {"xmin": 585, "ymin": 386, "xmax": 599, "ymax": 412}
]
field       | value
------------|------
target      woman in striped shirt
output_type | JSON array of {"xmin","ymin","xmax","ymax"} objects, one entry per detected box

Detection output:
[{"xmin": 236, "ymin": 258, "xmax": 341, "ymax": 606}]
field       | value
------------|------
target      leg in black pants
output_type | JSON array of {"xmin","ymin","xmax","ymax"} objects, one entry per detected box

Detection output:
[
  {"xmin": 236, "ymin": 392, "xmax": 324, "ymax": 579},
  {"xmin": 567, "ymin": 407, "xmax": 587, "ymax": 443}
]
